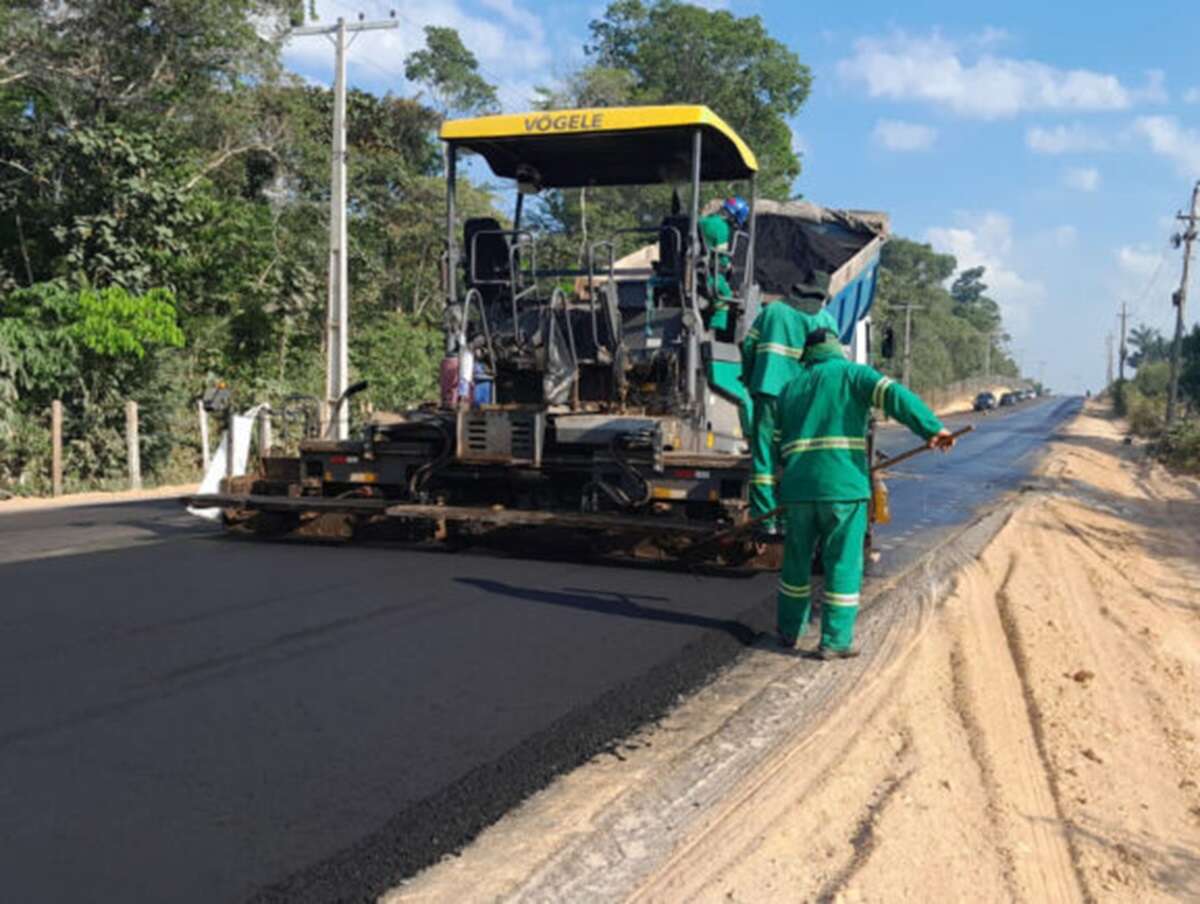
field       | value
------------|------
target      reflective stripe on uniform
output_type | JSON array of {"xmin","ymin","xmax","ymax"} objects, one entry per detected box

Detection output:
[
  {"xmin": 750, "ymin": 474, "xmax": 776, "ymax": 485},
  {"xmin": 872, "ymin": 376, "xmax": 894, "ymax": 409},
  {"xmin": 825, "ymin": 591, "xmax": 860, "ymax": 607},
  {"xmin": 778, "ymin": 579, "xmax": 811, "ymax": 598},
  {"xmin": 746, "ymin": 328, "xmax": 760, "ymax": 340},
  {"xmin": 780, "ymin": 436, "xmax": 867, "ymax": 457},
  {"xmin": 756, "ymin": 342, "xmax": 804, "ymax": 359}
]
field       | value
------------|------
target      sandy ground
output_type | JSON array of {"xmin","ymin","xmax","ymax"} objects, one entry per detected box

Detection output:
[
  {"xmin": 660, "ymin": 401, "xmax": 1200, "ymax": 903},
  {"xmin": 0, "ymin": 483, "xmax": 196, "ymax": 514}
]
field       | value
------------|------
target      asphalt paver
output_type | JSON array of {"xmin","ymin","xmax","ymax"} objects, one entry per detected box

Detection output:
[{"xmin": 0, "ymin": 395, "xmax": 1080, "ymax": 902}]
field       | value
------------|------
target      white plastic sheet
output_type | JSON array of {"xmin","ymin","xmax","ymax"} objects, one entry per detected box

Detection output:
[{"xmin": 188, "ymin": 405, "xmax": 265, "ymax": 521}]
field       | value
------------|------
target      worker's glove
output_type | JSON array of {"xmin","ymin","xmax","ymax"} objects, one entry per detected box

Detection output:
[{"xmin": 927, "ymin": 430, "xmax": 956, "ymax": 452}]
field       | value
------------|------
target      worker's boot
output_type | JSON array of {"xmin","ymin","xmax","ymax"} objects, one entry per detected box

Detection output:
[
  {"xmin": 811, "ymin": 645, "xmax": 860, "ymax": 661},
  {"xmin": 775, "ymin": 625, "xmax": 808, "ymax": 650}
]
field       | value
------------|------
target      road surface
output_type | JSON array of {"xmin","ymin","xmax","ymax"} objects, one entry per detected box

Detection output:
[{"xmin": 0, "ymin": 395, "xmax": 1080, "ymax": 903}]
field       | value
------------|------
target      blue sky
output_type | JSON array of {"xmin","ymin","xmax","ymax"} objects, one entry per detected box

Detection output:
[{"xmin": 284, "ymin": 1, "xmax": 1200, "ymax": 393}]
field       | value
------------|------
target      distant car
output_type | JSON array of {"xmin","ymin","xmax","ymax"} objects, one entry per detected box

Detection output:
[
  {"xmin": 999, "ymin": 391, "xmax": 1019, "ymax": 407},
  {"xmin": 973, "ymin": 391, "xmax": 997, "ymax": 411}
]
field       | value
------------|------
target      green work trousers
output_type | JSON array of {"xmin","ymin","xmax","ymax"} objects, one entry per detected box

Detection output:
[
  {"xmin": 749, "ymin": 394, "xmax": 780, "ymax": 526},
  {"xmin": 777, "ymin": 500, "xmax": 868, "ymax": 651}
]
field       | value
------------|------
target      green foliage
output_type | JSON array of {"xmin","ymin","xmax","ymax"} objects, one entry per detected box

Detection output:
[
  {"xmin": 0, "ymin": 282, "xmax": 186, "ymax": 486},
  {"xmin": 1133, "ymin": 360, "xmax": 1170, "ymax": 398},
  {"xmin": 1126, "ymin": 324, "xmax": 1169, "ymax": 369},
  {"xmin": 872, "ymin": 238, "xmax": 1017, "ymax": 392},
  {"xmin": 1156, "ymin": 419, "xmax": 1200, "ymax": 473},
  {"xmin": 351, "ymin": 312, "xmax": 442, "ymax": 414},
  {"xmin": 405, "ymin": 27, "xmax": 500, "ymax": 118},
  {"xmin": 0, "ymin": 3, "xmax": 509, "ymax": 493},
  {"xmin": 586, "ymin": 0, "xmax": 811, "ymax": 197},
  {"xmin": 1179, "ymin": 323, "xmax": 1200, "ymax": 407}
]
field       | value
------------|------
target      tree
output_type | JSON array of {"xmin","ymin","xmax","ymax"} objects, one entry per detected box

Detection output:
[
  {"xmin": 404, "ymin": 27, "xmax": 499, "ymax": 119},
  {"xmin": 950, "ymin": 267, "xmax": 986, "ymax": 305},
  {"xmin": 1126, "ymin": 324, "xmax": 1169, "ymax": 369},
  {"xmin": 873, "ymin": 238, "xmax": 1018, "ymax": 390},
  {"xmin": 586, "ymin": 0, "xmax": 811, "ymax": 197}
]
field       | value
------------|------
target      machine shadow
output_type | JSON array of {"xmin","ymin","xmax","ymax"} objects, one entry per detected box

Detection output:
[{"xmin": 456, "ymin": 577, "xmax": 763, "ymax": 646}]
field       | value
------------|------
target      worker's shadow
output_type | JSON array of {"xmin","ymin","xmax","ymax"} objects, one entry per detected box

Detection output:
[{"xmin": 456, "ymin": 578, "xmax": 761, "ymax": 646}]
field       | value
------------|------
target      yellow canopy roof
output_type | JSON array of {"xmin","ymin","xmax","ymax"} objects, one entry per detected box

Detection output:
[{"xmin": 440, "ymin": 105, "xmax": 758, "ymax": 188}]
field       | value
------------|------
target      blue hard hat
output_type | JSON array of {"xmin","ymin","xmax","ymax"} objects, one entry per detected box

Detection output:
[{"xmin": 722, "ymin": 196, "xmax": 750, "ymax": 228}]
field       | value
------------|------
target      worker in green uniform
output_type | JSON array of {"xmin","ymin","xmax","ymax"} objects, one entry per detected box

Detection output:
[
  {"xmin": 695, "ymin": 197, "xmax": 752, "ymax": 435},
  {"xmin": 774, "ymin": 328, "xmax": 955, "ymax": 657},
  {"xmin": 697, "ymin": 197, "xmax": 748, "ymax": 317},
  {"xmin": 740, "ymin": 292, "xmax": 840, "ymax": 539}
]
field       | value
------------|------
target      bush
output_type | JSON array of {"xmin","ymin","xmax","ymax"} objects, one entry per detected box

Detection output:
[
  {"xmin": 1114, "ymin": 381, "xmax": 1165, "ymax": 435},
  {"xmin": 1133, "ymin": 361, "xmax": 1170, "ymax": 398},
  {"xmin": 1155, "ymin": 420, "xmax": 1200, "ymax": 473}
]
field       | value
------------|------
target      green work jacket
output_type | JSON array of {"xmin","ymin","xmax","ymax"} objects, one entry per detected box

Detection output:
[
  {"xmin": 776, "ymin": 351, "xmax": 944, "ymax": 502},
  {"xmin": 698, "ymin": 213, "xmax": 732, "ymax": 252},
  {"xmin": 741, "ymin": 303, "xmax": 840, "ymax": 398}
]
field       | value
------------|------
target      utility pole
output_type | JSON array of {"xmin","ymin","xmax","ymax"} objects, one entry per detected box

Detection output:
[
  {"xmin": 1117, "ymin": 302, "xmax": 1129, "ymax": 383},
  {"xmin": 290, "ymin": 13, "xmax": 398, "ymax": 439},
  {"xmin": 1166, "ymin": 180, "xmax": 1200, "ymax": 427},
  {"xmin": 896, "ymin": 302, "xmax": 924, "ymax": 386},
  {"xmin": 982, "ymin": 329, "xmax": 997, "ymax": 380},
  {"xmin": 1105, "ymin": 332, "xmax": 1114, "ymax": 387}
]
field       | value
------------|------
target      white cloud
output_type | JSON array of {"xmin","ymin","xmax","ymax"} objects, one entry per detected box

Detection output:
[
  {"xmin": 925, "ymin": 212, "xmax": 1045, "ymax": 333},
  {"xmin": 1026, "ymin": 123, "xmax": 1111, "ymax": 154},
  {"xmin": 1063, "ymin": 166, "xmax": 1100, "ymax": 192},
  {"xmin": 1185, "ymin": 87, "xmax": 1200, "ymax": 104},
  {"xmin": 1115, "ymin": 245, "xmax": 1161, "ymax": 282},
  {"xmin": 1133, "ymin": 115, "xmax": 1200, "ymax": 177},
  {"xmin": 872, "ymin": 119, "xmax": 937, "ymax": 151},
  {"xmin": 838, "ymin": 30, "xmax": 1161, "ymax": 119},
  {"xmin": 284, "ymin": 0, "xmax": 551, "ymax": 111}
]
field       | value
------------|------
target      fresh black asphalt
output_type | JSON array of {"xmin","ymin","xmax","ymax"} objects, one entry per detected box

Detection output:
[{"xmin": 0, "ymin": 396, "xmax": 1081, "ymax": 902}]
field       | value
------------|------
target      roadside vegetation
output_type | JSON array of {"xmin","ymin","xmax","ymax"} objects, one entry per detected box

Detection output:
[
  {"xmin": 0, "ymin": 0, "xmax": 1024, "ymax": 495},
  {"xmin": 1112, "ymin": 324, "xmax": 1200, "ymax": 472}
]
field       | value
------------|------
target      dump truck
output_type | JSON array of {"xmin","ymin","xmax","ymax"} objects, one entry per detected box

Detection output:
[{"xmin": 189, "ymin": 105, "xmax": 889, "ymax": 568}]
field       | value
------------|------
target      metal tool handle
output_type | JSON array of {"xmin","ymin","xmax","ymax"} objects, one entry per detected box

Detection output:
[{"xmin": 870, "ymin": 424, "xmax": 974, "ymax": 473}]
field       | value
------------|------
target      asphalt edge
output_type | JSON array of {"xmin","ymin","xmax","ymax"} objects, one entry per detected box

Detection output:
[
  {"xmin": 246, "ymin": 581, "xmax": 776, "ymax": 903},
  {"xmin": 492, "ymin": 492, "xmax": 1030, "ymax": 902}
]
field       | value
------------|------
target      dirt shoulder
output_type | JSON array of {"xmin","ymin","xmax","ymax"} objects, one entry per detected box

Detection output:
[
  {"xmin": 670, "ymin": 400, "xmax": 1200, "ymax": 903},
  {"xmin": 0, "ymin": 483, "xmax": 195, "ymax": 515}
]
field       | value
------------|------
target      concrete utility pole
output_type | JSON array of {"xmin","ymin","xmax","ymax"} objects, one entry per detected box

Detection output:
[
  {"xmin": 897, "ymin": 302, "xmax": 924, "ymax": 387},
  {"xmin": 1117, "ymin": 301, "xmax": 1129, "ymax": 383},
  {"xmin": 1166, "ymin": 180, "xmax": 1200, "ymax": 427},
  {"xmin": 1106, "ymin": 332, "xmax": 1114, "ymax": 387},
  {"xmin": 982, "ymin": 329, "xmax": 997, "ymax": 380},
  {"xmin": 290, "ymin": 14, "xmax": 398, "ymax": 439}
]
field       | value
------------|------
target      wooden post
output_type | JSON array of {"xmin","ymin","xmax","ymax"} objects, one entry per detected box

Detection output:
[
  {"xmin": 259, "ymin": 408, "xmax": 273, "ymax": 459},
  {"xmin": 51, "ymin": 400, "xmax": 63, "ymax": 497},
  {"xmin": 225, "ymin": 409, "xmax": 235, "ymax": 484},
  {"xmin": 198, "ymin": 399, "xmax": 210, "ymax": 470},
  {"xmin": 125, "ymin": 400, "xmax": 142, "ymax": 490}
]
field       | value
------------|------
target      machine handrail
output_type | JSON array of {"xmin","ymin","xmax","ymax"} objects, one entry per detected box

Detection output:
[
  {"xmin": 461, "ymin": 288, "xmax": 497, "ymax": 401},
  {"xmin": 548, "ymin": 287, "xmax": 580, "ymax": 409}
]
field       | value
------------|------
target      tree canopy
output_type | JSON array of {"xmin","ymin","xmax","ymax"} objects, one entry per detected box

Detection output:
[
  {"xmin": 872, "ymin": 238, "xmax": 1018, "ymax": 392},
  {"xmin": 586, "ymin": 0, "xmax": 810, "ymax": 197}
]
